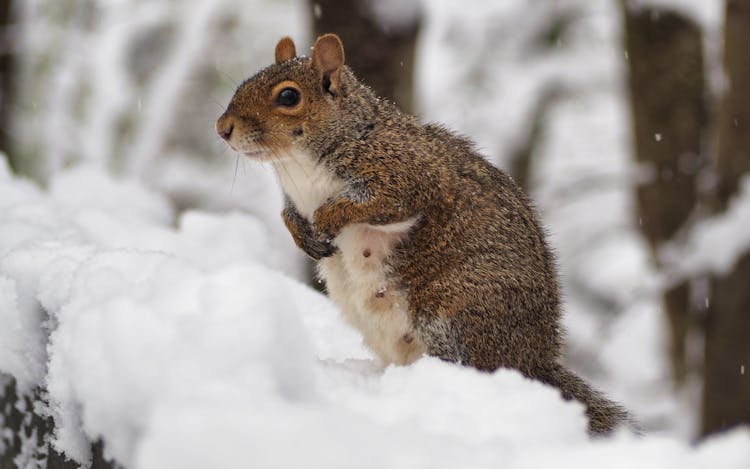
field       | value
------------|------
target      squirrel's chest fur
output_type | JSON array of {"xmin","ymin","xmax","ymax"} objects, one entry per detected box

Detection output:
[{"xmin": 274, "ymin": 153, "xmax": 425, "ymax": 365}]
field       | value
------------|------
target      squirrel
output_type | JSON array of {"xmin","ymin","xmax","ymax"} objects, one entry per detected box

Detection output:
[{"xmin": 216, "ymin": 33, "xmax": 633, "ymax": 435}]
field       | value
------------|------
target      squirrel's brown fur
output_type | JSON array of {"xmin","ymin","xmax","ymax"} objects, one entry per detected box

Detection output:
[{"xmin": 217, "ymin": 34, "xmax": 633, "ymax": 435}]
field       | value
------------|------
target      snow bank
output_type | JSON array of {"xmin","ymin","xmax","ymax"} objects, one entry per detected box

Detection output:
[
  {"xmin": 2, "ymin": 157, "xmax": 750, "ymax": 468},
  {"xmin": 49, "ymin": 165, "xmax": 174, "ymax": 226},
  {"xmin": 45, "ymin": 258, "xmax": 323, "ymax": 464}
]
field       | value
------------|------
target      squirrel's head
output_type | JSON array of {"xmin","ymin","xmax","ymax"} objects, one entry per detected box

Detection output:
[{"xmin": 216, "ymin": 34, "xmax": 350, "ymax": 161}]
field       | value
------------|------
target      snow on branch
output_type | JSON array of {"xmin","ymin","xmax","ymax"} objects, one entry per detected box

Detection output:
[
  {"xmin": 126, "ymin": 0, "xmax": 230, "ymax": 178},
  {"xmin": 660, "ymin": 175, "xmax": 750, "ymax": 282}
]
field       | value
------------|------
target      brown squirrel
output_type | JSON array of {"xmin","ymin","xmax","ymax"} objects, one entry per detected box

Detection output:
[{"xmin": 216, "ymin": 34, "xmax": 633, "ymax": 435}]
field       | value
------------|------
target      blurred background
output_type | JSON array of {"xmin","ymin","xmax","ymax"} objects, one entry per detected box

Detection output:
[{"xmin": 1, "ymin": 0, "xmax": 748, "ymax": 462}]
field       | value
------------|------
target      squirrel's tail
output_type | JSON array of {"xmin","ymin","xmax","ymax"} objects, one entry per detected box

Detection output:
[{"xmin": 536, "ymin": 366, "xmax": 638, "ymax": 436}]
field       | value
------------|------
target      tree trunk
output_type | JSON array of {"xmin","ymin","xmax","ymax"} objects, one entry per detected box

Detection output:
[
  {"xmin": 621, "ymin": 6, "xmax": 707, "ymax": 386},
  {"xmin": 309, "ymin": 0, "xmax": 420, "ymax": 113},
  {"xmin": 0, "ymin": 0, "xmax": 14, "ymax": 167},
  {"xmin": 702, "ymin": 0, "xmax": 750, "ymax": 436},
  {"xmin": 0, "ymin": 377, "xmax": 119, "ymax": 468}
]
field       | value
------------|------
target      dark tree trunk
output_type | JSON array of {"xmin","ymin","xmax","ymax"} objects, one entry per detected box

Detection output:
[
  {"xmin": 702, "ymin": 0, "xmax": 750, "ymax": 437},
  {"xmin": 1, "ymin": 378, "xmax": 51, "ymax": 468},
  {"xmin": 0, "ymin": 0, "xmax": 14, "ymax": 167},
  {"xmin": 308, "ymin": 0, "xmax": 420, "ymax": 113},
  {"xmin": 0, "ymin": 378, "xmax": 119, "ymax": 468},
  {"xmin": 621, "ymin": 6, "xmax": 707, "ymax": 386}
]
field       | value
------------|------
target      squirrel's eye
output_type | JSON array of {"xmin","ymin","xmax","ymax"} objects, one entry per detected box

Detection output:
[{"xmin": 277, "ymin": 88, "xmax": 300, "ymax": 107}]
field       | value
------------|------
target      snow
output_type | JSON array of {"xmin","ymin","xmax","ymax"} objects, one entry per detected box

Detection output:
[
  {"xmin": 2, "ymin": 160, "xmax": 750, "ymax": 467},
  {"xmin": 45, "ymin": 258, "xmax": 321, "ymax": 464},
  {"xmin": 660, "ymin": 175, "xmax": 750, "ymax": 281},
  {"xmin": 49, "ymin": 166, "xmax": 174, "ymax": 226}
]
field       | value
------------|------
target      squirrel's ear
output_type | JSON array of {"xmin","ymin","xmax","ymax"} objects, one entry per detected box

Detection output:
[
  {"xmin": 312, "ymin": 33, "xmax": 345, "ymax": 96},
  {"xmin": 275, "ymin": 36, "xmax": 297, "ymax": 64}
]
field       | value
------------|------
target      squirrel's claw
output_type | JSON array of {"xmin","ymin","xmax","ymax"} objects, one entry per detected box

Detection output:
[{"xmin": 303, "ymin": 239, "xmax": 338, "ymax": 260}]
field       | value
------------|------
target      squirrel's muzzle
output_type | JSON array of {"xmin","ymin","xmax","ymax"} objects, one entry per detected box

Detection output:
[{"xmin": 216, "ymin": 113, "xmax": 235, "ymax": 141}]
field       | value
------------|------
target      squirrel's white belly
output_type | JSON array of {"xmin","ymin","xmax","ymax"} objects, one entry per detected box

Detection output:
[
  {"xmin": 273, "ymin": 152, "xmax": 425, "ymax": 364},
  {"xmin": 318, "ymin": 220, "xmax": 425, "ymax": 365}
]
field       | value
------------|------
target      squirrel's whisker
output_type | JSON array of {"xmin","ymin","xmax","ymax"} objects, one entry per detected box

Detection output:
[
  {"xmin": 231, "ymin": 154, "xmax": 240, "ymax": 194},
  {"xmin": 219, "ymin": 70, "xmax": 239, "ymax": 87}
]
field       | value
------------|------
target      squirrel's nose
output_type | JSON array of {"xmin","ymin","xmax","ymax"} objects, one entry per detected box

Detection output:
[{"xmin": 216, "ymin": 115, "xmax": 235, "ymax": 141}]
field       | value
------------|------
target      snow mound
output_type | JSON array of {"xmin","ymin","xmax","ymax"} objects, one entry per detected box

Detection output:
[
  {"xmin": 46, "ymin": 257, "xmax": 321, "ymax": 465},
  {"xmin": 1, "ymin": 157, "xmax": 749, "ymax": 468},
  {"xmin": 49, "ymin": 165, "xmax": 175, "ymax": 226}
]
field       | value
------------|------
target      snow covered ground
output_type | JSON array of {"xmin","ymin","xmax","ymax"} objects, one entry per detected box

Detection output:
[{"xmin": 1, "ymin": 153, "xmax": 748, "ymax": 468}]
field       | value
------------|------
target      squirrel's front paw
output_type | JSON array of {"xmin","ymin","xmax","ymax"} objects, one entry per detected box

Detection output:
[
  {"xmin": 304, "ymin": 239, "xmax": 338, "ymax": 260},
  {"xmin": 312, "ymin": 202, "xmax": 345, "ymax": 243},
  {"xmin": 282, "ymin": 205, "xmax": 338, "ymax": 260}
]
